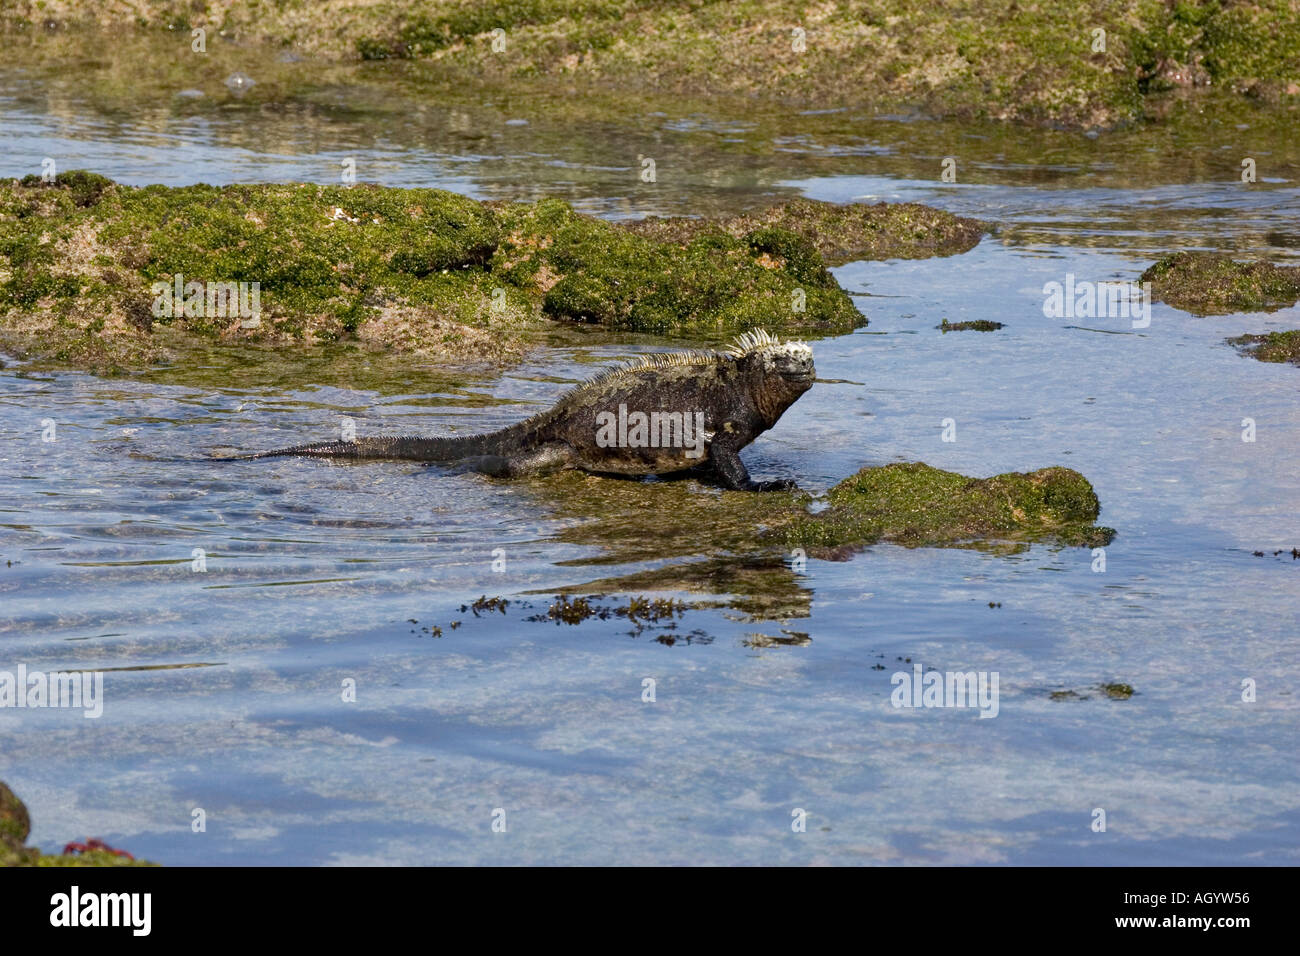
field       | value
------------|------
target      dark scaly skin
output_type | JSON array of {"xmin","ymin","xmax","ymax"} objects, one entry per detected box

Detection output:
[{"xmin": 225, "ymin": 331, "xmax": 815, "ymax": 491}]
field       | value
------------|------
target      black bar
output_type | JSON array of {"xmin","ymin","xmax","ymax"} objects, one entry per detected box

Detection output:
[{"xmin": 0, "ymin": 865, "xmax": 1282, "ymax": 941}]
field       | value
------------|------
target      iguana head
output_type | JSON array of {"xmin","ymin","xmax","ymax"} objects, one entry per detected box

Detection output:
[{"xmin": 727, "ymin": 329, "xmax": 815, "ymax": 425}]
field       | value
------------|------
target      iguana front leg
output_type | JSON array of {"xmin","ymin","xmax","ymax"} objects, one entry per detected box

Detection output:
[{"xmin": 708, "ymin": 441, "xmax": 798, "ymax": 492}]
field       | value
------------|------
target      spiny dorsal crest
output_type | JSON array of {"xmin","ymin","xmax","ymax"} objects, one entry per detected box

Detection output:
[
  {"xmin": 726, "ymin": 329, "xmax": 813, "ymax": 369},
  {"xmin": 578, "ymin": 330, "xmax": 808, "ymax": 392},
  {"xmin": 582, "ymin": 347, "xmax": 718, "ymax": 389},
  {"xmin": 725, "ymin": 329, "xmax": 782, "ymax": 356},
  {"xmin": 725, "ymin": 328, "xmax": 812, "ymax": 360}
]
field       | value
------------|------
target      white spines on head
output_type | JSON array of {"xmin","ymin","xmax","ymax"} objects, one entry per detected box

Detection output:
[
  {"xmin": 725, "ymin": 329, "xmax": 812, "ymax": 364},
  {"xmin": 725, "ymin": 329, "xmax": 780, "ymax": 357}
]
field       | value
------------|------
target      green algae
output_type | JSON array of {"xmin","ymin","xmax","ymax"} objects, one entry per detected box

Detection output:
[
  {"xmin": 1141, "ymin": 251, "xmax": 1300, "ymax": 314},
  {"xmin": 493, "ymin": 196, "xmax": 862, "ymax": 337},
  {"xmin": 784, "ymin": 462, "xmax": 1114, "ymax": 554},
  {"xmin": 1, "ymin": 780, "xmax": 155, "ymax": 867},
  {"xmin": 354, "ymin": 0, "xmax": 615, "ymax": 60},
  {"xmin": 0, "ymin": 173, "xmax": 528, "ymax": 370},
  {"xmin": 1133, "ymin": 0, "xmax": 1300, "ymax": 101},
  {"xmin": 1228, "ymin": 329, "xmax": 1300, "ymax": 366},
  {"xmin": 17, "ymin": 169, "xmax": 114, "ymax": 208},
  {"xmin": 0, "ymin": 173, "xmax": 870, "ymax": 371},
  {"xmin": 358, "ymin": 0, "xmax": 1300, "ymax": 128}
]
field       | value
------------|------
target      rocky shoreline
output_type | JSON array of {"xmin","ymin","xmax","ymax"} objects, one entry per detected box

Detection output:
[{"xmin": 3, "ymin": 1, "xmax": 1298, "ymax": 130}]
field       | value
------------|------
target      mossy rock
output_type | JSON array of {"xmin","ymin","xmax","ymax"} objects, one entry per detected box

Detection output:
[
  {"xmin": 625, "ymin": 199, "xmax": 986, "ymax": 266},
  {"xmin": 1228, "ymin": 330, "xmax": 1300, "ymax": 366},
  {"xmin": 1141, "ymin": 252, "xmax": 1300, "ymax": 314},
  {"xmin": 0, "ymin": 173, "xmax": 867, "ymax": 371},
  {"xmin": 784, "ymin": 462, "xmax": 1114, "ymax": 552},
  {"xmin": 0, "ymin": 174, "xmax": 521, "ymax": 369},
  {"xmin": 495, "ymin": 197, "xmax": 862, "ymax": 337}
]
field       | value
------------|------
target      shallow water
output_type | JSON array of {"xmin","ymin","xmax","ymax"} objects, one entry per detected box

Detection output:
[{"xmin": 1, "ymin": 37, "xmax": 1299, "ymax": 865}]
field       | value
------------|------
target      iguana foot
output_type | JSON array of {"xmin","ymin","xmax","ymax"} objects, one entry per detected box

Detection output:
[
  {"xmin": 709, "ymin": 443, "xmax": 799, "ymax": 492},
  {"xmin": 749, "ymin": 478, "xmax": 799, "ymax": 492}
]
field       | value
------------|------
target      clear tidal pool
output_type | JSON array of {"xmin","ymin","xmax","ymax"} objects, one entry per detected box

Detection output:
[{"xmin": 1, "ymin": 37, "xmax": 1298, "ymax": 865}]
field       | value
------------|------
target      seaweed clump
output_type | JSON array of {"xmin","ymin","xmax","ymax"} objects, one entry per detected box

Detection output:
[
  {"xmin": 1141, "ymin": 252, "xmax": 1300, "ymax": 314},
  {"xmin": 940, "ymin": 318, "xmax": 1004, "ymax": 332},
  {"xmin": 1228, "ymin": 330, "xmax": 1300, "ymax": 366},
  {"xmin": 1050, "ymin": 682, "xmax": 1136, "ymax": 701},
  {"xmin": 784, "ymin": 462, "xmax": 1114, "ymax": 553}
]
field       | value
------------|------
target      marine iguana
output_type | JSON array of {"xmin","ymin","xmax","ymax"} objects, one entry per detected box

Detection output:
[{"xmin": 228, "ymin": 330, "xmax": 814, "ymax": 491}]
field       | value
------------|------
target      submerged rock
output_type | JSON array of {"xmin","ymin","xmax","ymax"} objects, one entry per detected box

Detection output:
[
  {"xmin": 940, "ymin": 318, "xmax": 1003, "ymax": 332},
  {"xmin": 625, "ymin": 198, "xmax": 986, "ymax": 265},
  {"xmin": 784, "ymin": 462, "xmax": 1113, "ymax": 553},
  {"xmin": 1228, "ymin": 330, "xmax": 1300, "ymax": 366},
  {"xmin": 1050, "ymin": 683, "xmax": 1136, "ymax": 701},
  {"xmin": 1141, "ymin": 253, "xmax": 1300, "ymax": 368},
  {"xmin": 1141, "ymin": 252, "xmax": 1300, "ymax": 315}
]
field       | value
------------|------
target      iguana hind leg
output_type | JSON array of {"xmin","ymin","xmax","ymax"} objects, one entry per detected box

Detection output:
[{"xmin": 458, "ymin": 442, "xmax": 578, "ymax": 479}]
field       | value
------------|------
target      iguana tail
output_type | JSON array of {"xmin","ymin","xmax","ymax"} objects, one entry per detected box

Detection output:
[{"xmin": 219, "ymin": 430, "xmax": 511, "ymax": 462}]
